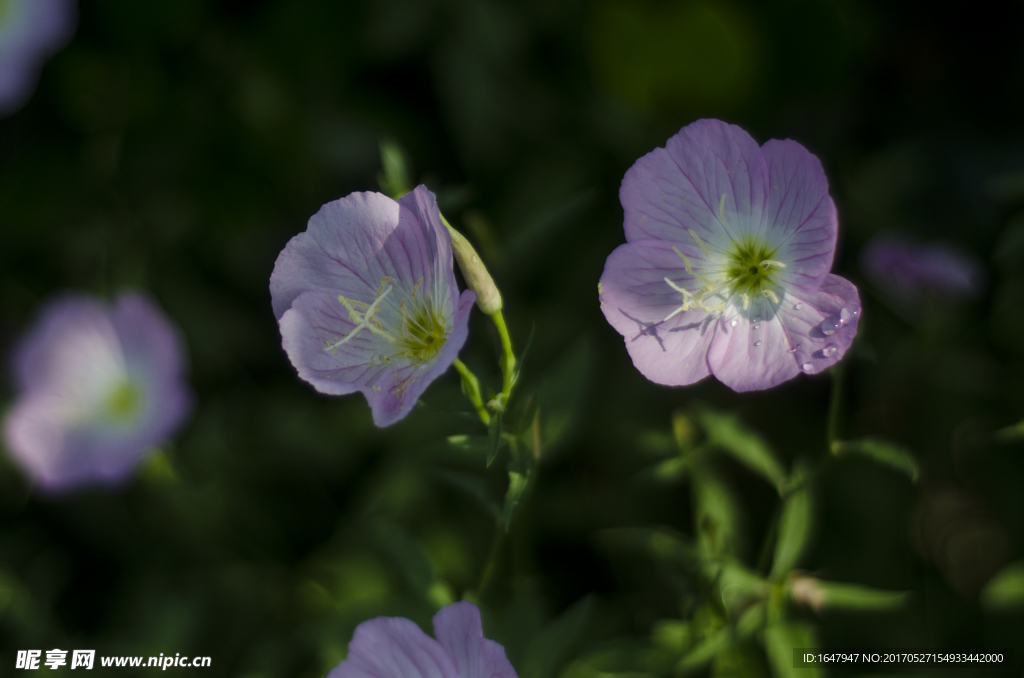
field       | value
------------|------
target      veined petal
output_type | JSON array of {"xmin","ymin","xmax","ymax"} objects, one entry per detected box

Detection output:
[
  {"xmin": 600, "ymin": 241, "xmax": 715, "ymax": 386},
  {"xmin": 280, "ymin": 288, "xmax": 475, "ymax": 427},
  {"xmin": 621, "ymin": 119, "xmax": 770, "ymax": 254},
  {"xmin": 776, "ymin": 274, "xmax": 861, "ymax": 375},
  {"xmin": 481, "ymin": 640, "xmax": 517, "ymax": 678},
  {"xmin": 759, "ymin": 139, "xmax": 837, "ymax": 291},
  {"xmin": 708, "ymin": 309, "xmax": 800, "ymax": 392},
  {"xmin": 432, "ymin": 601, "xmax": 483, "ymax": 678},
  {"xmin": 271, "ymin": 190, "xmax": 449, "ymax": 321},
  {"xmin": 328, "ymin": 617, "xmax": 457, "ymax": 678}
]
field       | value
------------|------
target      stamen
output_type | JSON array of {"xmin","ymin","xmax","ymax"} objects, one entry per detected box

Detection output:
[
  {"xmin": 740, "ymin": 292, "xmax": 750, "ymax": 310},
  {"xmin": 763, "ymin": 289, "xmax": 779, "ymax": 303},
  {"xmin": 688, "ymin": 229, "xmax": 709, "ymax": 258},
  {"xmin": 759, "ymin": 259, "xmax": 786, "ymax": 270},
  {"xmin": 718, "ymin": 193, "xmax": 727, "ymax": 225},
  {"xmin": 326, "ymin": 286, "xmax": 394, "ymax": 351}
]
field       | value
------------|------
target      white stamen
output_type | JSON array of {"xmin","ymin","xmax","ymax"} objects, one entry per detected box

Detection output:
[
  {"xmin": 759, "ymin": 259, "xmax": 786, "ymax": 270},
  {"xmin": 763, "ymin": 289, "xmax": 779, "ymax": 303},
  {"xmin": 326, "ymin": 285, "xmax": 394, "ymax": 351}
]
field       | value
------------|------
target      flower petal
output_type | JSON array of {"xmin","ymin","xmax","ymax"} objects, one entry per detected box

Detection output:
[
  {"xmin": 707, "ymin": 304, "xmax": 800, "ymax": 392},
  {"xmin": 621, "ymin": 119, "xmax": 770, "ymax": 253},
  {"xmin": 759, "ymin": 139, "xmax": 837, "ymax": 291},
  {"xmin": 327, "ymin": 617, "xmax": 457, "ymax": 678},
  {"xmin": 111, "ymin": 293, "xmax": 192, "ymax": 444},
  {"xmin": 481, "ymin": 639, "xmax": 517, "ymax": 678},
  {"xmin": 279, "ymin": 288, "xmax": 475, "ymax": 427},
  {"xmin": 432, "ymin": 601, "xmax": 483, "ymax": 678},
  {"xmin": 776, "ymin": 274, "xmax": 861, "ymax": 375},
  {"xmin": 271, "ymin": 189, "xmax": 449, "ymax": 321},
  {"xmin": 599, "ymin": 240, "xmax": 714, "ymax": 386}
]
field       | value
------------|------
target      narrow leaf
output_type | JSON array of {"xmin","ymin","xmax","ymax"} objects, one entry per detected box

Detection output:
[
  {"xmin": 980, "ymin": 560, "xmax": 1024, "ymax": 611},
  {"xmin": 676, "ymin": 627, "xmax": 731, "ymax": 675},
  {"xmin": 694, "ymin": 469, "xmax": 742, "ymax": 560},
  {"xmin": 771, "ymin": 484, "xmax": 812, "ymax": 579},
  {"xmin": 790, "ymin": 577, "xmax": 908, "ymax": 612},
  {"xmin": 487, "ymin": 411, "xmax": 503, "ymax": 467},
  {"xmin": 763, "ymin": 622, "xmax": 820, "ymax": 678},
  {"xmin": 697, "ymin": 407, "xmax": 786, "ymax": 494},
  {"xmin": 833, "ymin": 438, "xmax": 919, "ymax": 482},
  {"xmin": 502, "ymin": 470, "xmax": 530, "ymax": 531}
]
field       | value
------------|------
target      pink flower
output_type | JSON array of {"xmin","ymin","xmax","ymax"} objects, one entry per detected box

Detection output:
[{"xmin": 599, "ymin": 119, "xmax": 860, "ymax": 391}]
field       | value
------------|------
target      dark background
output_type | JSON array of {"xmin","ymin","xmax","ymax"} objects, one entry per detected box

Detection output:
[{"xmin": 1, "ymin": 0, "xmax": 1024, "ymax": 676}]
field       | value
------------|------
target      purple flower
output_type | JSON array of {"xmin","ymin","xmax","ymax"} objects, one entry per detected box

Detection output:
[
  {"xmin": 3, "ymin": 292, "xmax": 192, "ymax": 492},
  {"xmin": 860, "ymin": 234, "xmax": 984, "ymax": 303},
  {"xmin": 328, "ymin": 601, "xmax": 517, "ymax": 678},
  {"xmin": 0, "ymin": 0, "xmax": 77, "ymax": 117},
  {"xmin": 270, "ymin": 185, "xmax": 475, "ymax": 426},
  {"xmin": 599, "ymin": 119, "xmax": 861, "ymax": 392}
]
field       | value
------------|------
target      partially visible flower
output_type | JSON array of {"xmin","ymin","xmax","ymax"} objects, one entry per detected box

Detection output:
[
  {"xmin": 0, "ymin": 0, "xmax": 77, "ymax": 117},
  {"xmin": 860, "ymin": 234, "xmax": 985, "ymax": 303},
  {"xmin": 327, "ymin": 601, "xmax": 516, "ymax": 678},
  {"xmin": 599, "ymin": 119, "xmax": 861, "ymax": 392},
  {"xmin": 270, "ymin": 185, "xmax": 475, "ymax": 427},
  {"xmin": 3, "ymin": 292, "xmax": 192, "ymax": 492}
]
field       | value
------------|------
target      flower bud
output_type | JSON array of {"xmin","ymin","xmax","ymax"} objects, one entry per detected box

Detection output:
[{"xmin": 444, "ymin": 220, "xmax": 503, "ymax": 315}]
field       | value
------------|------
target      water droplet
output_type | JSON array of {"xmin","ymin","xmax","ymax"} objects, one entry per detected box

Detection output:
[
  {"xmin": 787, "ymin": 344, "xmax": 801, "ymax": 354},
  {"xmin": 754, "ymin": 340, "xmax": 762, "ymax": 346},
  {"xmin": 753, "ymin": 323, "xmax": 761, "ymax": 330},
  {"xmin": 822, "ymin": 344, "xmax": 837, "ymax": 358},
  {"xmin": 801, "ymin": 363, "xmax": 813, "ymax": 372},
  {"xmin": 793, "ymin": 303, "xmax": 804, "ymax": 310},
  {"xmin": 819, "ymin": 318, "xmax": 840, "ymax": 336},
  {"xmin": 730, "ymin": 318, "xmax": 738, "ymax": 327},
  {"xmin": 839, "ymin": 307, "xmax": 855, "ymax": 324}
]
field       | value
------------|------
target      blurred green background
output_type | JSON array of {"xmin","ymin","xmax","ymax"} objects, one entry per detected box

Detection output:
[{"xmin": 2, "ymin": 0, "xmax": 1024, "ymax": 676}]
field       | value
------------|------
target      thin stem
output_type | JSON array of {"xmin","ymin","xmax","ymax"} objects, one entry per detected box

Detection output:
[
  {"xmin": 476, "ymin": 522, "xmax": 505, "ymax": 603},
  {"xmin": 489, "ymin": 309, "xmax": 515, "ymax": 409},
  {"xmin": 826, "ymin": 363, "xmax": 844, "ymax": 454},
  {"xmin": 452, "ymin": 358, "xmax": 490, "ymax": 426}
]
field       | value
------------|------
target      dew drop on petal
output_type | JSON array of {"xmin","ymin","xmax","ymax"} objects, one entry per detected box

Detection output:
[
  {"xmin": 787, "ymin": 344, "xmax": 801, "ymax": 354},
  {"xmin": 819, "ymin": 318, "xmax": 840, "ymax": 336},
  {"xmin": 754, "ymin": 340, "xmax": 762, "ymax": 346},
  {"xmin": 753, "ymin": 323, "xmax": 760, "ymax": 330},
  {"xmin": 822, "ymin": 344, "xmax": 837, "ymax": 357},
  {"xmin": 801, "ymin": 363, "xmax": 814, "ymax": 372},
  {"xmin": 839, "ymin": 307, "xmax": 855, "ymax": 324},
  {"xmin": 730, "ymin": 318, "xmax": 738, "ymax": 327},
  {"xmin": 793, "ymin": 303, "xmax": 804, "ymax": 310}
]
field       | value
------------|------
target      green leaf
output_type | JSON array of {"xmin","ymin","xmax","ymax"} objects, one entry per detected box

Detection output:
[
  {"xmin": 994, "ymin": 419, "xmax": 1024, "ymax": 443},
  {"xmin": 521, "ymin": 595, "xmax": 596, "ymax": 678},
  {"xmin": 536, "ymin": 336, "xmax": 594, "ymax": 458},
  {"xmin": 696, "ymin": 407, "xmax": 786, "ymax": 494},
  {"xmin": 763, "ymin": 622, "xmax": 820, "ymax": 678},
  {"xmin": 502, "ymin": 470, "xmax": 530, "ymax": 531},
  {"xmin": 377, "ymin": 139, "xmax": 411, "ymax": 199},
  {"xmin": 717, "ymin": 563, "xmax": 769, "ymax": 612},
  {"xmin": 487, "ymin": 411, "xmax": 503, "ymax": 467},
  {"xmin": 676, "ymin": 626, "xmax": 731, "ymax": 675},
  {"xmin": 833, "ymin": 438, "xmax": 920, "ymax": 482},
  {"xmin": 790, "ymin": 577, "xmax": 908, "ymax": 611},
  {"xmin": 980, "ymin": 560, "xmax": 1024, "ymax": 611},
  {"xmin": 693, "ymin": 470, "xmax": 742, "ymax": 560},
  {"xmin": 771, "ymin": 482, "xmax": 812, "ymax": 579}
]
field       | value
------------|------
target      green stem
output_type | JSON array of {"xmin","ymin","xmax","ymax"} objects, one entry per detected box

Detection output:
[
  {"xmin": 452, "ymin": 358, "xmax": 490, "ymax": 426},
  {"xmin": 476, "ymin": 522, "xmax": 506, "ymax": 603},
  {"xmin": 826, "ymin": 363, "xmax": 844, "ymax": 454},
  {"xmin": 489, "ymin": 310, "xmax": 515, "ymax": 410}
]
